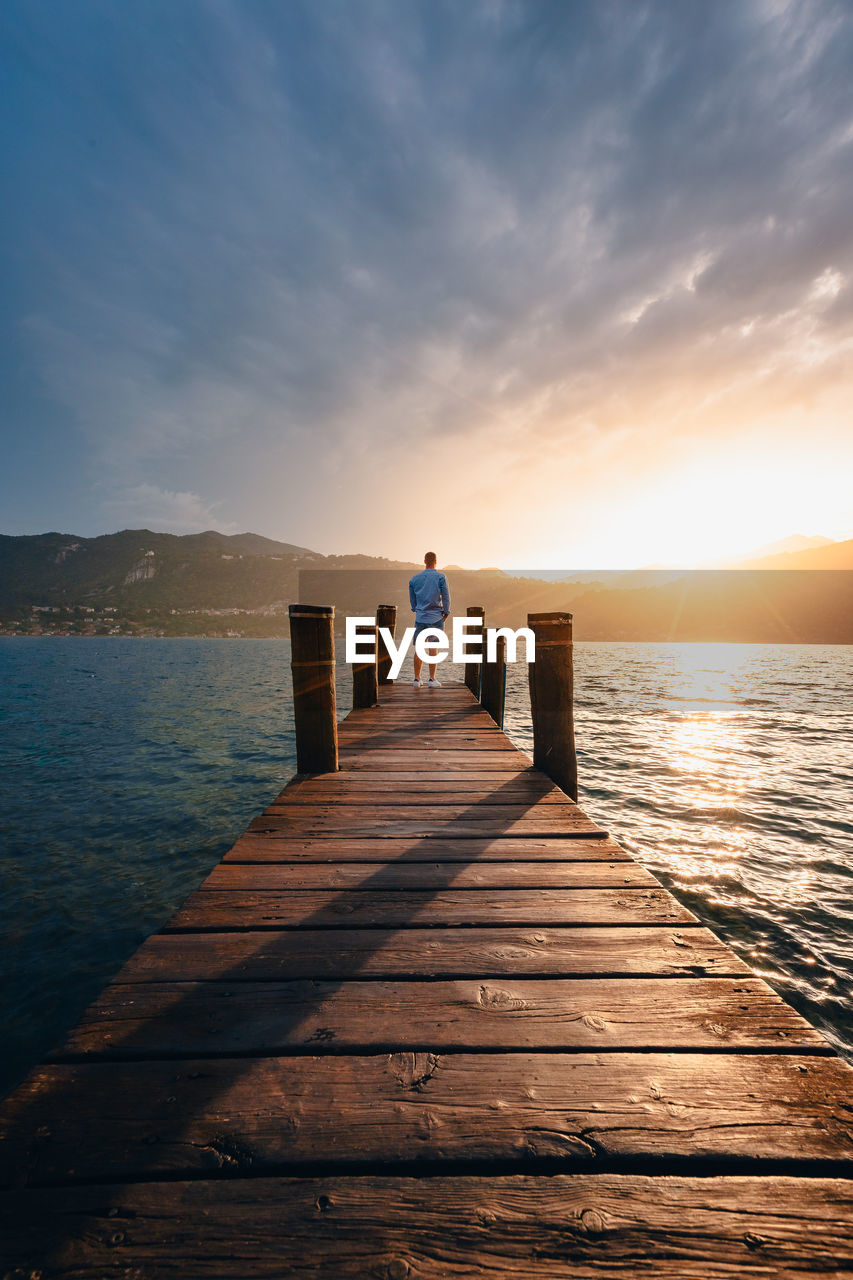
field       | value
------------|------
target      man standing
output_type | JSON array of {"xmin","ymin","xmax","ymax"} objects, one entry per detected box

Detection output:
[{"xmin": 409, "ymin": 552, "xmax": 450, "ymax": 687}]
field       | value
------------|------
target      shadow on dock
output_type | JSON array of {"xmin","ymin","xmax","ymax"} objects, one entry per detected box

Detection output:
[{"xmin": 3, "ymin": 683, "xmax": 852, "ymax": 1276}]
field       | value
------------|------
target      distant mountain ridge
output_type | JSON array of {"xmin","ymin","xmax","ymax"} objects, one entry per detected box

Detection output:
[
  {"xmin": 1, "ymin": 528, "xmax": 851, "ymax": 641},
  {"xmin": 0, "ymin": 529, "xmax": 417, "ymax": 621},
  {"xmin": 722, "ymin": 533, "xmax": 834, "ymax": 565},
  {"xmin": 188, "ymin": 530, "xmax": 317, "ymax": 557},
  {"xmin": 731, "ymin": 537, "xmax": 853, "ymax": 570}
]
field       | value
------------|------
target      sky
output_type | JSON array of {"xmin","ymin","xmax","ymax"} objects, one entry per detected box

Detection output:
[{"xmin": 2, "ymin": 0, "xmax": 853, "ymax": 569}]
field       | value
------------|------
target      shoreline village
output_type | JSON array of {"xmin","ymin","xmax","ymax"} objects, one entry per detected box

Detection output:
[{"xmin": 345, "ymin": 614, "xmax": 536, "ymax": 679}]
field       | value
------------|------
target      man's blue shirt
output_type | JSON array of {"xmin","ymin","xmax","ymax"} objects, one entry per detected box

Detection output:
[{"xmin": 409, "ymin": 567, "xmax": 450, "ymax": 624}]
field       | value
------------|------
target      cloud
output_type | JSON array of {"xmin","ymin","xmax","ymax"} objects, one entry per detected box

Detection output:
[
  {"xmin": 1, "ymin": 0, "xmax": 852, "ymax": 556},
  {"xmin": 100, "ymin": 484, "xmax": 238, "ymax": 535}
]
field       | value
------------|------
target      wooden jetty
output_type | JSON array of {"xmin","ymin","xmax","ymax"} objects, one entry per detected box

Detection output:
[{"xmin": 2, "ymin": 607, "xmax": 853, "ymax": 1277}]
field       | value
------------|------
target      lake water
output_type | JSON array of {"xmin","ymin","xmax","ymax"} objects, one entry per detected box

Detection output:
[{"xmin": 2, "ymin": 637, "xmax": 851, "ymax": 1098}]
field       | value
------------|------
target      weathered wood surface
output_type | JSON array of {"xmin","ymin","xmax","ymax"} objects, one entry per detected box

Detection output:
[
  {"xmin": 201, "ymin": 860, "xmax": 660, "ymax": 889},
  {"xmin": 227, "ymin": 835, "xmax": 625, "ymax": 860},
  {"xmin": 339, "ymin": 713, "xmax": 505, "ymax": 727},
  {"xmin": 260, "ymin": 801, "xmax": 595, "ymax": 823},
  {"xmin": 114, "ymin": 926, "xmax": 750, "ymax": 982},
  {"xmin": 351, "ymin": 622, "xmax": 379, "ymax": 709},
  {"xmin": 54, "ymin": 977, "xmax": 825, "ymax": 1058},
  {"xmin": 5, "ymin": 1053, "xmax": 853, "ymax": 1186},
  {"xmin": 278, "ymin": 770, "xmax": 566, "ymax": 784},
  {"xmin": 250, "ymin": 812, "xmax": 606, "ymax": 837},
  {"xmin": 274, "ymin": 785, "xmax": 572, "ymax": 803},
  {"xmin": 528, "ymin": 611, "xmax": 578, "ymax": 800},
  {"xmin": 375, "ymin": 603, "xmax": 397, "ymax": 687},
  {"xmin": 3, "ymin": 1176, "xmax": 853, "ymax": 1278},
  {"xmin": 339, "ymin": 750, "xmax": 534, "ymax": 770},
  {"xmin": 3, "ymin": 679, "xmax": 851, "ymax": 1276},
  {"xmin": 166, "ymin": 887, "xmax": 695, "ymax": 929},
  {"xmin": 289, "ymin": 604, "xmax": 338, "ymax": 775},
  {"xmin": 338, "ymin": 733, "xmax": 519, "ymax": 749}
]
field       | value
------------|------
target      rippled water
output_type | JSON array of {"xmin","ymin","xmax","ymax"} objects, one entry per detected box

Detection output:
[
  {"xmin": 1, "ymin": 637, "xmax": 851, "ymax": 1098},
  {"xmin": 506, "ymin": 642, "xmax": 853, "ymax": 1058}
]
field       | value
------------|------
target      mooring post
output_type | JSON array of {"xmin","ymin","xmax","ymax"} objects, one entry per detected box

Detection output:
[
  {"xmin": 352, "ymin": 623, "xmax": 379, "ymax": 709},
  {"xmin": 288, "ymin": 604, "xmax": 338, "ymax": 774},
  {"xmin": 464, "ymin": 605, "xmax": 485, "ymax": 698},
  {"xmin": 375, "ymin": 603, "xmax": 397, "ymax": 685},
  {"xmin": 481, "ymin": 632, "xmax": 506, "ymax": 728},
  {"xmin": 527, "ymin": 611, "xmax": 577, "ymax": 801}
]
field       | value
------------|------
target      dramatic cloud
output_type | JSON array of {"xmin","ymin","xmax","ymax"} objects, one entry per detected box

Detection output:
[{"xmin": 2, "ymin": 0, "xmax": 852, "ymax": 564}]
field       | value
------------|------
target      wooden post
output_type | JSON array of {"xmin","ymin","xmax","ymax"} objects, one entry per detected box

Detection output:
[
  {"xmin": 464, "ymin": 605, "xmax": 485, "ymax": 698},
  {"xmin": 481, "ymin": 633, "xmax": 506, "ymax": 728},
  {"xmin": 288, "ymin": 604, "xmax": 338, "ymax": 775},
  {"xmin": 528, "ymin": 611, "xmax": 577, "ymax": 801},
  {"xmin": 375, "ymin": 604, "xmax": 397, "ymax": 685},
  {"xmin": 351, "ymin": 623, "xmax": 378, "ymax": 709}
]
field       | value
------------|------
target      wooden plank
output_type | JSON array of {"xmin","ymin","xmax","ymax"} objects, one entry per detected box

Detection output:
[
  {"xmin": 248, "ymin": 823, "xmax": 605, "ymax": 839},
  {"xmin": 357, "ymin": 686, "xmax": 459, "ymax": 697},
  {"xmin": 277, "ymin": 773, "xmax": 559, "ymax": 788},
  {"xmin": 249, "ymin": 827, "xmax": 609, "ymax": 842},
  {"xmin": 255, "ymin": 806, "xmax": 599, "ymax": 821},
  {"xmin": 345, "ymin": 724, "xmax": 502, "ymax": 734},
  {"xmin": 339, "ymin": 716, "xmax": 513, "ymax": 727},
  {"xmin": 338, "ymin": 739, "xmax": 523, "ymax": 751},
  {"xmin": 226, "ymin": 836, "xmax": 627, "ymax": 862},
  {"xmin": 166, "ymin": 887, "xmax": 695, "ymax": 929},
  {"xmin": 351, "ymin": 695, "xmax": 481, "ymax": 703},
  {"xmin": 5, "ymin": 1053, "xmax": 853, "ymax": 1186},
  {"xmin": 251, "ymin": 809, "xmax": 604, "ymax": 837},
  {"xmin": 55, "ymin": 977, "xmax": 825, "ymax": 1057},
  {"xmin": 4, "ymin": 1175, "xmax": 853, "ymax": 1277},
  {"xmin": 346, "ymin": 717, "xmax": 499, "ymax": 728},
  {"xmin": 200, "ymin": 862, "xmax": 660, "ymax": 891},
  {"xmin": 354, "ymin": 703, "xmax": 485, "ymax": 710},
  {"xmin": 375, "ymin": 686, "xmax": 472, "ymax": 697},
  {"xmin": 340, "ymin": 716, "xmax": 502, "ymax": 729},
  {"xmin": 339, "ymin": 752, "xmax": 533, "ymax": 770},
  {"xmin": 284, "ymin": 770, "xmax": 548, "ymax": 782},
  {"xmin": 114, "ymin": 926, "xmax": 750, "ymax": 982},
  {"xmin": 336, "ymin": 735, "xmax": 512, "ymax": 744},
  {"xmin": 338, "ymin": 728, "xmax": 510, "ymax": 740},
  {"xmin": 276, "ymin": 783, "xmax": 565, "ymax": 796},
  {"xmin": 274, "ymin": 792, "xmax": 573, "ymax": 806},
  {"xmin": 262, "ymin": 803, "xmax": 589, "ymax": 821},
  {"xmin": 363, "ymin": 706, "xmax": 481, "ymax": 715},
  {"xmin": 349, "ymin": 723, "xmax": 499, "ymax": 731},
  {"xmin": 267, "ymin": 793, "xmax": 571, "ymax": 803},
  {"xmin": 245, "ymin": 819, "xmax": 604, "ymax": 839},
  {"xmin": 338, "ymin": 716, "xmax": 507, "ymax": 727},
  {"xmin": 275, "ymin": 786, "xmax": 570, "ymax": 804}
]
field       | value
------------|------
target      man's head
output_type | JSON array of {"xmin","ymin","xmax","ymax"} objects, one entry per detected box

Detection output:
[{"xmin": 424, "ymin": 551, "xmax": 437, "ymax": 568}]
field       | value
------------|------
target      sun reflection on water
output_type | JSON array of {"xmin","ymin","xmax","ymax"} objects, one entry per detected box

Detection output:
[{"xmin": 504, "ymin": 640, "xmax": 853, "ymax": 1058}]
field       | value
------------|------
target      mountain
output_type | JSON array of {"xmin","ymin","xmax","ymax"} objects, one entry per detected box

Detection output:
[
  {"xmin": 1, "ymin": 529, "xmax": 851, "ymax": 641},
  {"xmin": 188, "ymin": 531, "xmax": 317, "ymax": 557},
  {"xmin": 732, "ymin": 537, "xmax": 853, "ymax": 570},
  {"xmin": 559, "ymin": 570, "xmax": 853, "ymax": 642},
  {"xmin": 0, "ymin": 529, "xmax": 426, "ymax": 635},
  {"xmin": 0, "ymin": 529, "xmax": 314, "ymax": 612},
  {"xmin": 722, "ymin": 534, "xmax": 835, "ymax": 566}
]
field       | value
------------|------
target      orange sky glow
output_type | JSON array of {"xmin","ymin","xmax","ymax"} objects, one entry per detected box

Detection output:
[{"xmin": 4, "ymin": 2, "xmax": 852, "ymax": 568}]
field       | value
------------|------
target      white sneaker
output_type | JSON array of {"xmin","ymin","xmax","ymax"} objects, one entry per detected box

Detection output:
[
  {"xmin": 427, "ymin": 678, "xmax": 441, "ymax": 688},
  {"xmin": 412, "ymin": 678, "xmax": 421, "ymax": 687}
]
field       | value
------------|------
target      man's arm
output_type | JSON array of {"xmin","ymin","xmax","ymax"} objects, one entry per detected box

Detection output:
[
  {"xmin": 440, "ymin": 574, "xmax": 450, "ymax": 617},
  {"xmin": 409, "ymin": 578, "xmax": 417, "ymax": 612}
]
